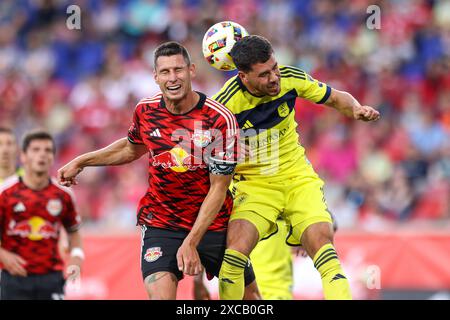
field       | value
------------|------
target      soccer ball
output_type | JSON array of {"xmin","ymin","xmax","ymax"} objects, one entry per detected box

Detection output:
[{"xmin": 202, "ymin": 21, "xmax": 249, "ymax": 71}]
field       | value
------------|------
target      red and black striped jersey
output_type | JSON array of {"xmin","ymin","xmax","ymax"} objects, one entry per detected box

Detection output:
[
  {"xmin": 128, "ymin": 91, "xmax": 239, "ymax": 232},
  {"xmin": 0, "ymin": 176, "xmax": 81, "ymax": 275}
]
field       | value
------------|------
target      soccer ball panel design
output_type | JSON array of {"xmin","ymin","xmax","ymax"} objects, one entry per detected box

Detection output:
[{"xmin": 202, "ymin": 21, "xmax": 249, "ymax": 71}]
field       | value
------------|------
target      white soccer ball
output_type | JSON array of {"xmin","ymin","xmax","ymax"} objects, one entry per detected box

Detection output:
[{"xmin": 202, "ymin": 21, "xmax": 249, "ymax": 71}]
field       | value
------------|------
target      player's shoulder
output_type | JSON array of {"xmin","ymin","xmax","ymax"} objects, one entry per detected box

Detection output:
[
  {"xmin": 279, "ymin": 65, "xmax": 307, "ymax": 77},
  {"xmin": 0, "ymin": 175, "xmax": 20, "ymax": 196},
  {"xmin": 212, "ymin": 76, "xmax": 242, "ymax": 106},
  {"xmin": 204, "ymin": 96, "xmax": 233, "ymax": 116},
  {"xmin": 50, "ymin": 178, "xmax": 76, "ymax": 202},
  {"xmin": 134, "ymin": 93, "xmax": 163, "ymax": 111},
  {"xmin": 279, "ymin": 65, "xmax": 309, "ymax": 83},
  {"xmin": 204, "ymin": 97, "xmax": 238, "ymax": 131},
  {"xmin": 279, "ymin": 65, "xmax": 315, "ymax": 94}
]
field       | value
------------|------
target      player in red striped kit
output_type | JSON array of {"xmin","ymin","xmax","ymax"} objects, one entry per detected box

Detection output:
[
  {"xmin": 0, "ymin": 130, "xmax": 83, "ymax": 300},
  {"xmin": 58, "ymin": 42, "xmax": 258, "ymax": 300}
]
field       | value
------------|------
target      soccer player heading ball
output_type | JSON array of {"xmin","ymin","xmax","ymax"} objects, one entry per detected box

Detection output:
[{"xmin": 214, "ymin": 35, "xmax": 380, "ymax": 300}]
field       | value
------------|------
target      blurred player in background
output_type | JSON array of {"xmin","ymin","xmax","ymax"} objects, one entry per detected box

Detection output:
[
  {"xmin": 0, "ymin": 130, "xmax": 83, "ymax": 300},
  {"xmin": 0, "ymin": 127, "xmax": 20, "ymax": 297},
  {"xmin": 57, "ymin": 42, "xmax": 259, "ymax": 300},
  {"xmin": 215, "ymin": 35, "xmax": 380, "ymax": 300},
  {"xmin": 247, "ymin": 219, "xmax": 296, "ymax": 300},
  {"xmin": 0, "ymin": 128, "xmax": 19, "ymax": 183}
]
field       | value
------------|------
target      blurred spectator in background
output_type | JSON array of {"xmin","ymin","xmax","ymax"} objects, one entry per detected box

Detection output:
[{"xmin": 0, "ymin": 128, "xmax": 18, "ymax": 183}]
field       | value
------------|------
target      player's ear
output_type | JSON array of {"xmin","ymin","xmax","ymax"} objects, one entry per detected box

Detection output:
[
  {"xmin": 237, "ymin": 71, "xmax": 247, "ymax": 84},
  {"xmin": 20, "ymin": 151, "xmax": 26, "ymax": 165},
  {"xmin": 189, "ymin": 63, "xmax": 196, "ymax": 78},
  {"xmin": 153, "ymin": 58, "xmax": 159, "ymax": 81}
]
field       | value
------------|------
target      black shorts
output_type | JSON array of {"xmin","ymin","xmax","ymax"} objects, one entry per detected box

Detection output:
[
  {"xmin": 140, "ymin": 226, "xmax": 255, "ymax": 285},
  {"xmin": 0, "ymin": 270, "xmax": 65, "ymax": 300}
]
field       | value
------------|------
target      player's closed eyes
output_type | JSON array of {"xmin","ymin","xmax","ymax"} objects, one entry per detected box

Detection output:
[{"xmin": 159, "ymin": 68, "xmax": 185, "ymax": 76}]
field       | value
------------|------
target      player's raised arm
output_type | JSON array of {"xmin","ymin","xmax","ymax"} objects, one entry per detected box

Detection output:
[
  {"xmin": 324, "ymin": 88, "xmax": 380, "ymax": 122},
  {"xmin": 57, "ymin": 138, "xmax": 148, "ymax": 187}
]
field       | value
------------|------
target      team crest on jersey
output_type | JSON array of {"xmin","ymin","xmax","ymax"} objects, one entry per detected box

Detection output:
[
  {"xmin": 144, "ymin": 247, "xmax": 163, "ymax": 262},
  {"xmin": 192, "ymin": 129, "xmax": 212, "ymax": 148},
  {"xmin": 13, "ymin": 202, "xmax": 26, "ymax": 213},
  {"xmin": 46, "ymin": 199, "xmax": 63, "ymax": 216},
  {"xmin": 278, "ymin": 103, "xmax": 290, "ymax": 118}
]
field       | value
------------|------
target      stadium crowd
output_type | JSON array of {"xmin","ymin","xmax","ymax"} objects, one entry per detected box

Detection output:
[{"xmin": 0, "ymin": 0, "xmax": 449, "ymax": 230}]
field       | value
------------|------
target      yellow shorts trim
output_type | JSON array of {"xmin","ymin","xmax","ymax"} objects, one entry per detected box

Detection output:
[
  {"xmin": 229, "ymin": 210, "xmax": 278, "ymax": 242},
  {"xmin": 287, "ymin": 216, "xmax": 333, "ymax": 246}
]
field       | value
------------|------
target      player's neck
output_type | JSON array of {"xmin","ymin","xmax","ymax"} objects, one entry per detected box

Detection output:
[
  {"xmin": 0, "ymin": 166, "xmax": 15, "ymax": 180},
  {"xmin": 22, "ymin": 171, "xmax": 50, "ymax": 190},
  {"xmin": 239, "ymin": 77, "xmax": 265, "ymax": 97},
  {"xmin": 164, "ymin": 91, "xmax": 199, "ymax": 114},
  {"xmin": 245, "ymin": 84, "xmax": 265, "ymax": 97}
]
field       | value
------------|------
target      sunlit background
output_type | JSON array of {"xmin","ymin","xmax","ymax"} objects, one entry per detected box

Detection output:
[{"xmin": 1, "ymin": 0, "xmax": 449, "ymax": 299}]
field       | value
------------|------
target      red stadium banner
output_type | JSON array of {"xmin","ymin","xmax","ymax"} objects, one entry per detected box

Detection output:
[
  {"xmin": 335, "ymin": 231, "xmax": 450, "ymax": 290},
  {"xmin": 63, "ymin": 232, "xmax": 193, "ymax": 300},
  {"xmin": 3, "ymin": 230, "xmax": 449, "ymax": 299}
]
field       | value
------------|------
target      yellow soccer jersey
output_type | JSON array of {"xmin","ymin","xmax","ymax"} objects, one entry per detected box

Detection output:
[{"xmin": 212, "ymin": 65, "xmax": 331, "ymax": 181}]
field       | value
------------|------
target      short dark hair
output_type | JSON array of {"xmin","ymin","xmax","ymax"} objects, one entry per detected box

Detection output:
[
  {"xmin": 153, "ymin": 41, "xmax": 191, "ymax": 67},
  {"xmin": 22, "ymin": 130, "xmax": 55, "ymax": 154},
  {"xmin": 0, "ymin": 127, "xmax": 14, "ymax": 135},
  {"xmin": 230, "ymin": 35, "xmax": 274, "ymax": 73}
]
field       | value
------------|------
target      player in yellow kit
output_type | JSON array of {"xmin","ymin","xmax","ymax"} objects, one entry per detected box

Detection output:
[{"xmin": 215, "ymin": 35, "xmax": 380, "ymax": 300}]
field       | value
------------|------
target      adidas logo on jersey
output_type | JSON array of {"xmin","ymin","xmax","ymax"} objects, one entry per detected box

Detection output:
[
  {"xmin": 14, "ymin": 202, "xmax": 26, "ymax": 213},
  {"xmin": 242, "ymin": 120, "xmax": 253, "ymax": 129},
  {"xmin": 150, "ymin": 129, "xmax": 162, "ymax": 137}
]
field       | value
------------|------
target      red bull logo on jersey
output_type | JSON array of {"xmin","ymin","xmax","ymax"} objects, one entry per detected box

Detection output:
[
  {"xmin": 151, "ymin": 147, "xmax": 205, "ymax": 172},
  {"xmin": 7, "ymin": 216, "xmax": 59, "ymax": 241},
  {"xmin": 144, "ymin": 247, "xmax": 162, "ymax": 262}
]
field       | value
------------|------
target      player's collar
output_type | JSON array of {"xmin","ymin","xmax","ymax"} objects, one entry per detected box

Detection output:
[
  {"xmin": 236, "ymin": 76, "xmax": 247, "ymax": 92},
  {"xmin": 159, "ymin": 91, "xmax": 206, "ymax": 116},
  {"xmin": 19, "ymin": 176, "xmax": 52, "ymax": 192}
]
